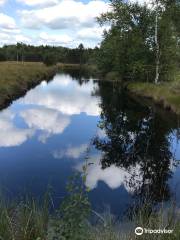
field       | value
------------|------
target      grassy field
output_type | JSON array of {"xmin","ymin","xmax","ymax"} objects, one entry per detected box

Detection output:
[
  {"xmin": 0, "ymin": 61, "xmax": 57, "ymax": 109},
  {"xmin": 127, "ymin": 78, "xmax": 180, "ymax": 115}
]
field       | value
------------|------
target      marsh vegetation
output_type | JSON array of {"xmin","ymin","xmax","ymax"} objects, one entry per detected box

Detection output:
[
  {"xmin": 0, "ymin": 62, "xmax": 56, "ymax": 108},
  {"xmin": 0, "ymin": 177, "xmax": 180, "ymax": 240},
  {"xmin": 0, "ymin": 1, "xmax": 180, "ymax": 239}
]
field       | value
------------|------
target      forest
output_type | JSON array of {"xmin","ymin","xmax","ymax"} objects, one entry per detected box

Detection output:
[
  {"xmin": 0, "ymin": 43, "xmax": 98, "ymax": 66},
  {"xmin": 0, "ymin": 0, "xmax": 179, "ymax": 84}
]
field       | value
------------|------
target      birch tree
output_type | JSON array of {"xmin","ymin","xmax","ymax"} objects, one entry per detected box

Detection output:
[
  {"xmin": 153, "ymin": 0, "xmax": 161, "ymax": 84},
  {"xmin": 97, "ymin": 0, "xmax": 180, "ymax": 82},
  {"xmin": 153, "ymin": 0, "xmax": 179, "ymax": 83}
]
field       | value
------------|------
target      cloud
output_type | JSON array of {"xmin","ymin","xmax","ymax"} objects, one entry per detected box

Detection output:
[
  {"xmin": 20, "ymin": 106, "xmax": 71, "ymax": 143},
  {"xmin": 38, "ymin": 32, "xmax": 72, "ymax": 46},
  {"xmin": 0, "ymin": 13, "xmax": 17, "ymax": 30},
  {"xmin": 0, "ymin": 0, "xmax": 151, "ymax": 48},
  {"xmin": 97, "ymin": 129, "xmax": 106, "ymax": 139},
  {"xmin": 16, "ymin": 0, "xmax": 109, "ymax": 47},
  {"xmin": 17, "ymin": 0, "xmax": 59, "ymax": 8},
  {"xmin": 19, "ymin": 0, "xmax": 109, "ymax": 30},
  {"xmin": 15, "ymin": 34, "xmax": 31, "ymax": 43},
  {"xmin": 77, "ymin": 155, "xmax": 143, "ymax": 193},
  {"xmin": 77, "ymin": 26, "xmax": 106, "ymax": 41},
  {"xmin": 0, "ymin": 0, "xmax": 6, "ymax": 5},
  {"xmin": 0, "ymin": 109, "xmax": 34, "ymax": 147},
  {"xmin": 0, "ymin": 13, "xmax": 28, "ymax": 46},
  {"xmin": 0, "ymin": 72, "xmax": 99, "ymax": 146},
  {"xmin": 53, "ymin": 144, "xmax": 88, "ymax": 159},
  {"xmin": 0, "ymin": 31, "xmax": 32, "ymax": 46},
  {"xmin": 19, "ymin": 74, "xmax": 100, "ymax": 116}
]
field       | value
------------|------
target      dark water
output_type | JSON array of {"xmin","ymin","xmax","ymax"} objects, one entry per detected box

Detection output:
[{"xmin": 0, "ymin": 70, "xmax": 180, "ymax": 216}]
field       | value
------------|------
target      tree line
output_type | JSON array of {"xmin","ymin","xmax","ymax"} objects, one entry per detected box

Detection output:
[
  {"xmin": 0, "ymin": 0, "xmax": 179, "ymax": 83},
  {"xmin": 0, "ymin": 43, "xmax": 97, "ymax": 66},
  {"xmin": 96, "ymin": 0, "xmax": 180, "ymax": 83}
]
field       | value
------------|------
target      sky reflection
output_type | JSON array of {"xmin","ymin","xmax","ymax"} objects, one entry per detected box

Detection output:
[{"xmin": 0, "ymin": 72, "xmax": 180, "ymax": 214}]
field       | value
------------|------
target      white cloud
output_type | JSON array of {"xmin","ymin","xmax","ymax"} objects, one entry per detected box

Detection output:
[
  {"xmin": 53, "ymin": 144, "xmax": 88, "ymax": 159},
  {"xmin": 0, "ymin": 13, "xmax": 17, "ymax": 30},
  {"xmin": 19, "ymin": 74, "xmax": 100, "ymax": 116},
  {"xmin": 39, "ymin": 32, "xmax": 72, "ymax": 46},
  {"xmin": 20, "ymin": 0, "xmax": 109, "ymax": 29},
  {"xmin": 20, "ymin": 107, "xmax": 71, "ymax": 143},
  {"xmin": 0, "ymin": 32, "xmax": 11, "ymax": 43},
  {"xmin": 16, "ymin": 0, "xmax": 109, "ymax": 47},
  {"xmin": 0, "ymin": 0, "xmax": 152, "ymax": 47},
  {"xmin": 17, "ymin": 0, "xmax": 59, "ymax": 8},
  {"xmin": 0, "ymin": 73, "xmax": 99, "ymax": 146},
  {"xmin": 0, "ymin": 31, "xmax": 32, "ymax": 46},
  {"xmin": 0, "ymin": 0, "xmax": 6, "ymax": 6},
  {"xmin": 77, "ymin": 27, "xmax": 106, "ymax": 41},
  {"xmin": 97, "ymin": 129, "xmax": 106, "ymax": 139},
  {"xmin": 0, "ymin": 109, "xmax": 34, "ymax": 147},
  {"xmin": 15, "ymin": 34, "xmax": 31, "ymax": 43},
  {"xmin": 77, "ymin": 155, "xmax": 143, "ymax": 193},
  {"xmin": 0, "ymin": 13, "xmax": 27, "ymax": 46}
]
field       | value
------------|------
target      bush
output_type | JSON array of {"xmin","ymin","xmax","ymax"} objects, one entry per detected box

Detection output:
[
  {"xmin": 105, "ymin": 71, "xmax": 121, "ymax": 81},
  {"xmin": 43, "ymin": 53, "xmax": 57, "ymax": 66},
  {"xmin": 0, "ymin": 51, "xmax": 6, "ymax": 61}
]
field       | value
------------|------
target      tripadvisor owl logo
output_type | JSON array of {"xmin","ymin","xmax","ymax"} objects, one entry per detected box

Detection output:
[
  {"xmin": 135, "ymin": 227, "xmax": 143, "ymax": 235},
  {"xmin": 135, "ymin": 226, "xmax": 173, "ymax": 235}
]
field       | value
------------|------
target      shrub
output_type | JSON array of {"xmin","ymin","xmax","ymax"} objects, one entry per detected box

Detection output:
[{"xmin": 43, "ymin": 53, "xmax": 57, "ymax": 66}]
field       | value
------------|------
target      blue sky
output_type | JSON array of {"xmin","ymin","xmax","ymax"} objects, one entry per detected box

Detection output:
[{"xmin": 0, "ymin": 0, "xmax": 110, "ymax": 48}]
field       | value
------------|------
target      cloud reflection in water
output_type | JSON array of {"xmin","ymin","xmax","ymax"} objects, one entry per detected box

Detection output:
[
  {"xmin": 77, "ymin": 154, "xmax": 142, "ymax": 193},
  {"xmin": 0, "ymin": 74, "xmax": 100, "ymax": 147}
]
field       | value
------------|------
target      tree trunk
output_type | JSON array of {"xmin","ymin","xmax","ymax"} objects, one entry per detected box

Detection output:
[
  {"xmin": 17, "ymin": 51, "xmax": 19, "ymax": 62},
  {"xmin": 155, "ymin": 12, "xmax": 160, "ymax": 84}
]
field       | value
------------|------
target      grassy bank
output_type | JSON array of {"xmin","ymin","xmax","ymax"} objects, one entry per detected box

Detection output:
[
  {"xmin": 0, "ymin": 168, "xmax": 180, "ymax": 240},
  {"xmin": 0, "ymin": 196, "xmax": 180, "ymax": 240},
  {"xmin": 127, "ymin": 80, "xmax": 180, "ymax": 115},
  {"xmin": 0, "ymin": 170, "xmax": 179, "ymax": 240},
  {"xmin": 0, "ymin": 62, "xmax": 57, "ymax": 109}
]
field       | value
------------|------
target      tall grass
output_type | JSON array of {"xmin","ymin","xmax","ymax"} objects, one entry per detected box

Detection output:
[
  {"xmin": 88, "ymin": 201, "xmax": 180, "ymax": 240},
  {"xmin": 1, "ymin": 199, "xmax": 179, "ymax": 240},
  {"xmin": 0, "ymin": 196, "xmax": 49, "ymax": 240},
  {"xmin": 128, "ymin": 80, "xmax": 180, "ymax": 114},
  {"xmin": 0, "ymin": 61, "xmax": 56, "ymax": 109},
  {"xmin": 0, "ymin": 189, "xmax": 180, "ymax": 239}
]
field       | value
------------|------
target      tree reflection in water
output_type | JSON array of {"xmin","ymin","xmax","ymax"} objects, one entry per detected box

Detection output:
[
  {"xmin": 93, "ymin": 81, "xmax": 179, "ymax": 206},
  {"xmin": 61, "ymin": 68, "xmax": 91, "ymax": 85}
]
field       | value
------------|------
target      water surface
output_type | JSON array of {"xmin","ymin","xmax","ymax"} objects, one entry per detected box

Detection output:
[{"xmin": 0, "ymin": 70, "xmax": 180, "ymax": 215}]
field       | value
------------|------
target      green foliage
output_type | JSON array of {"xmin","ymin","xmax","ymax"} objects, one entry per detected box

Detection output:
[
  {"xmin": 105, "ymin": 71, "xmax": 121, "ymax": 81},
  {"xmin": 0, "ymin": 195, "xmax": 49, "ymax": 240},
  {"xmin": 52, "ymin": 166, "xmax": 91, "ymax": 240},
  {"xmin": 0, "ymin": 43, "xmax": 96, "ymax": 65},
  {"xmin": 97, "ymin": 0, "xmax": 180, "ymax": 82},
  {"xmin": 43, "ymin": 52, "xmax": 57, "ymax": 66},
  {"xmin": 0, "ymin": 181, "xmax": 180, "ymax": 240},
  {"xmin": 0, "ymin": 50, "xmax": 5, "ymax": 61},
  {"xmin": 127, "ymin": 79, "xmax": 180, "ymax": 114},
  {"xmin": 78, "ymin": 43, "xmax": 85, "ymax": 65}
]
